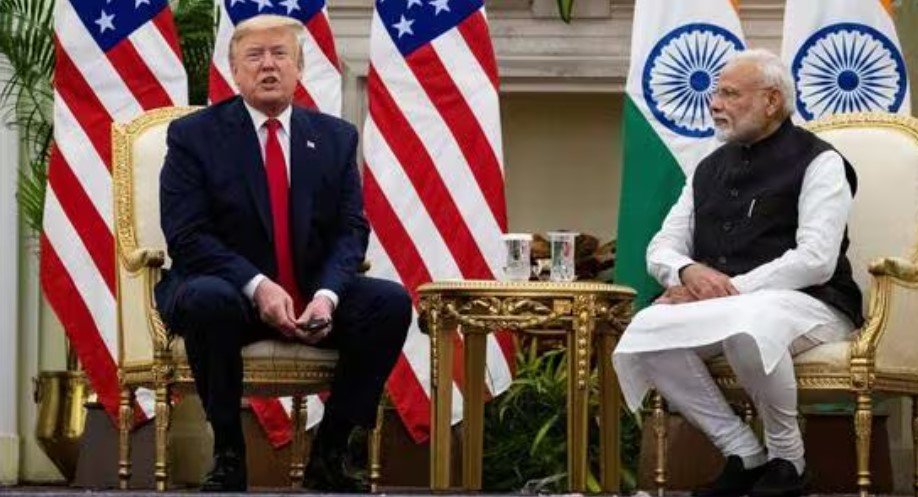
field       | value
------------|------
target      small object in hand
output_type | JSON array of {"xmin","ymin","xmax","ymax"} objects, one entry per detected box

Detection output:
[{"xmin": 300, "ymin": 317, "xmax": 331, "ymax": 332}]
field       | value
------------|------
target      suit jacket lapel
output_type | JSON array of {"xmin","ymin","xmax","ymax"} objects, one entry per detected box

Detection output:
[
  {"xmin": 290, "ymin": 108, "xmax": 318, "ymax": 261},
  {"xmin": 225, "ymin": 98, "xmax": 273, "ymax": 241}
]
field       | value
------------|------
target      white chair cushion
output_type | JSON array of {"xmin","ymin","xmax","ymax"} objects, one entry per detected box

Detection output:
[{"xmin": 171, "ymin": 337, "xmax": 339, "ymax": 363}]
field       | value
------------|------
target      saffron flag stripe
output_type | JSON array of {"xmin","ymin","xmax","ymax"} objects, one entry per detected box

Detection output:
[{"xmin": 55, "ymin": 0, "xmax": 143, "ymax": 121}]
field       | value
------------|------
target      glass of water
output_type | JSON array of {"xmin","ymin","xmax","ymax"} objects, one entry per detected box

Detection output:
[
  {"xmin": 547, "ymin": 231, "xmax": 578, "ymax": 282},
  {"xmin": 501, "ymin": 233, "xmax": 532, "ymax": 281}
]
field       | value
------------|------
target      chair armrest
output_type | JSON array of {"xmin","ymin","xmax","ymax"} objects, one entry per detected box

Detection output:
[
  {"xmin": 868, "ymin": 256, "xmax": 918, "ymax": 282},
  {"xmin": 851, "ymin": 256, "xmax": 918, "ymax": 382},
  {"xmin": 122, "ymin": 248, "xmax": 165, "ymax": 273}
]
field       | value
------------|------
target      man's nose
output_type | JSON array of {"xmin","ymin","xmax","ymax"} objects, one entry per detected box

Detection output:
[{"xmin": 259, "ymin": 52, "xmax": 278, "ymax": 68}]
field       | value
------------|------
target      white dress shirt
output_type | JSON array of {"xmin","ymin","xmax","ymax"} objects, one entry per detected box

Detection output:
[
  {"xmin": 240, "ymin": 102, "xmax": 339, "ymax": 309},
  {"xmin": 646, "ymin": 149, "xmax": 853, "ymax": 294}
]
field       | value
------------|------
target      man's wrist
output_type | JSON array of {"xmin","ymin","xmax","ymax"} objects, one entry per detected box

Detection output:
[
  {"xmin": 314, "ymin": 289, "xmax": 339, "ymax": 309},
  {"xmin": 243, "ymin": 274, "xmax": 267, "ymax": 304}
]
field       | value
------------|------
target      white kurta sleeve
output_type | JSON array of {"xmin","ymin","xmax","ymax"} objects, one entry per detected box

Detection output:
[
  {"xmin": 646, "ymin": 180, "xmax": 697, "ymax": 288},
  {"xmin": 731, "ymin": 150, "xmax": 853, "ymax": 294}
]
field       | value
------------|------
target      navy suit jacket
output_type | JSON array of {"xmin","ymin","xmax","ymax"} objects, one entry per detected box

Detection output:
[{"xmin": 155, "ymin": 97, "xmax": 369, "ymax": 321}]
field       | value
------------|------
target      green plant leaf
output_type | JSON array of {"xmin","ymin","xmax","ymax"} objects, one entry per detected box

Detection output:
[{"xmin": 557, "ymin": 0, "xmax": 575, "ymax": 23}]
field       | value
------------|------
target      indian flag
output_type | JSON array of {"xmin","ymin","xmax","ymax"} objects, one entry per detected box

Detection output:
[
  {"xmin": 781, "ymin": 0, "xmax": 911, "ymax": 121},
  {"xmin": 616, "ymin": 0, "xmax": 747, "ymax": 307}
]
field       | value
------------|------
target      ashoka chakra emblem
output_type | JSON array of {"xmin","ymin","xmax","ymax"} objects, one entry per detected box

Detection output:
[
  {"xmin": 643, "ymin": 23, "xmax": 745, "ymax": 138},
  {"xmin": 792, "ymin": 22, "xmax": 908, "ymax": 120}
]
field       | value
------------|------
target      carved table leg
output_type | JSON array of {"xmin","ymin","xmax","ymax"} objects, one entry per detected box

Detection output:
[{"xmin": 462, "ymin": 329, "xmax": 487, "ymax": 491}]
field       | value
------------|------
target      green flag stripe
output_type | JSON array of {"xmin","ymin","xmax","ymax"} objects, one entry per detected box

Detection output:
[{"xmin": 615, "ymin": 95, "xmax": 686, "ymax": 308}]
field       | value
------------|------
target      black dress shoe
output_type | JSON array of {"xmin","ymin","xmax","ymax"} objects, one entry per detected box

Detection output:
[
  {"xmin": 302, "ymin": 445, "xmax": 368, "ymax": 492},
  {"xmin": 750, "ymin": 458, "xmax": 808, "ymax": 497},
  {"xmin": 692, "ymin": 455, "xmax": 767, "ymax": 497},
  {"xmin": 200, "ymin": 449, "xmax": 247, "ymax": 492}
]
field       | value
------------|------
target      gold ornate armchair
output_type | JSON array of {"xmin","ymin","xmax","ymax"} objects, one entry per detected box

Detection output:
[
  {"xmin": 650, "ymin": 112, "xmax": 918, "ymax": 497},
  {"xmin": 112, "ymin": 106, "xmax": 371, "ymax": 491}
]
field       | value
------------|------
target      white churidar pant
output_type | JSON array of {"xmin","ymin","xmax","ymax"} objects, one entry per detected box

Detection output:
[{"xmin": 612, "ymin": 289, "xmax": 854, "ymax": 471}]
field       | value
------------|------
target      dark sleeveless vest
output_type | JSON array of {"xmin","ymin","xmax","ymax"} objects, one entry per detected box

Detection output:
[{"xmin": 692, "ymin": 119, "xmax": 864, "ymax": 328}]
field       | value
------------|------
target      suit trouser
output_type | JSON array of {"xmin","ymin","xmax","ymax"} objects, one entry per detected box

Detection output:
[
  {"xmin": 634, "ymin": 333, "xmax": 826, "ymax": 471},
  {"xmin": 167, "ymin": 274, "xmax": 412, "ymax": 453}
]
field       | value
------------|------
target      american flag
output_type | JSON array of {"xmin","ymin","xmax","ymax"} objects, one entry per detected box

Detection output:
[
  {"xmin": 42, "ymin": 0, "xmax": 186, "ymax": 422},
  {"xmin": 208, "ymin": 0, "xmax": 343, "ymax": 448},
  {"xmin": 363, "ymin": 0, "xmax": 515, "ymax": 441},
  {"xmin": 209, "ymin": 0, "xmax": 341, "ymax": 114}
]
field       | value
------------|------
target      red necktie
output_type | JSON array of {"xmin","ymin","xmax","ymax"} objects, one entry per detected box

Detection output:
[{"xmin": 264, "ymin": 118, "xmax": 304, "ymax": 314}]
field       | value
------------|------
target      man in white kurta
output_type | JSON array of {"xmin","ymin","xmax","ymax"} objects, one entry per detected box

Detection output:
[{"xmin": 613, "ymin": 49, "xmax": 862, "ymax": 497}]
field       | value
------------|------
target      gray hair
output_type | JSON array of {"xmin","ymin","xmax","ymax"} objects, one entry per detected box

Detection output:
[
  {"xmin": 725, "ymin": 48, "xmax": 796, "ymax": 118},
  {"xmin": 229, "ymin": 14, "xmax": 306, "ymax": 68}
]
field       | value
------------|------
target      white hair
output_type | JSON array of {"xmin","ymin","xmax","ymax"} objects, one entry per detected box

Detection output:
[
  {"xmin": 229, "ymin": 14, "xmax": 306, "ymax": 68},
  {"xmin": 725, "ymin": 48, "xmax": 796, "ymax": 118}
]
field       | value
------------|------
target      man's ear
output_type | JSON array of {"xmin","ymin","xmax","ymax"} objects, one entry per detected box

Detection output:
[{"xmin": 767, "ymin": 88, "xmax": 782, "ymax": 118}]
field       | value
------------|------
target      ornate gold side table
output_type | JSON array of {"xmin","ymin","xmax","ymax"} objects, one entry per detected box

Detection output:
[{"xmin": 417, "ymin": 280, "xmax": 635, "ymax": 493}]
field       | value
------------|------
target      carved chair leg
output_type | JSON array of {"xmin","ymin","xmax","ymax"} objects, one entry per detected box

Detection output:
[
  {"xmin": 154, "ymin": 383, "xmax": 172, "ymax": 491},
  {"xmin": 854, "ymin": 392, "xmax": 873, "ymax": 497},
  {"xmin": 652, "ymin": 390, "xmax": 667, "ymax": 497},
  {"xmin": 118, "ymin": 387, "xmax": 134, "ymax": 490},
  {"xmin": 912, "ymin": 396, "xmax": 917, "ymax": 497},
  {"xmin": 289, "ymin": 395, "xmax": 307, "ymax": 487},
  {"xmin": 369, "ymin": 401, "xmax": 385, "ymax": 493}
]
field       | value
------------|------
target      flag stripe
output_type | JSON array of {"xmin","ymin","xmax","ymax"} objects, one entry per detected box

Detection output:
[
  {"xmin": 405, "ymin": 45, "xmax": 507, "ymax": 231},
  {"xmin": 47, "ymin": 149, "xmax": 115, "ymax": 293},
  {"xmin": 455, "ymin": 11, "xmax": 499, "ymax": 90},
  {"xmin": 43, "ymin": 192, "xmax": 117, "ymax": 360},
  {"xmin": 209, "ymin": 64, "xmax": 236, "ymax": 104},
  {"xmin": 40, "ymin": 235, "xmax": 122, "ymax": 418},
  {"xmin": 305, "ymin": 12, "xmax": 340, "ymax": 70},
  {"xmin": 54, "ymin": 0, "xmax": 143, "ymax": 122},
  {"xmin": 52, "ymin": 94, "xmax": 114, "ymax": 227},
  {"xmin": 370, "ymin": 19, "xmax": 506, "ymax": 279},
  {"xmin": 128, "ymin": 20, "xmax": 186, "ymax": 105},
  {"xmin": 106, "ymin": 39, "xmax": 173, "ymax": 110},
  {"xmin": 150, "ymin": 7, "xmax": 183, "ymax": 61},
  {"xmin": 365, "ymin": 2, "xmax": 512, "ymax": 442},
  {"xmin": 47, "ymin": 0, "xmax": 187, "ymax": 426},
  {"xmin": 53, "ymin": 41, "xmax": 115, "ymax": 169},
  {"xmin": 367, "ymin": 69, "xmax": 491, "ymax": 278},
  {"xmin": 364, "ymin": 167, "xmax": 435, "ymax": 292},
  {"xmin": 364, "ymin": 127, "xmax": 464, "ymax": 279},
  {"xmin": 431, "ymin": 27, "xmax": 503, "ymax": 179}
]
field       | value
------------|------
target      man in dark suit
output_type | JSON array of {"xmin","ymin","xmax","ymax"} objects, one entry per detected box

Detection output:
[{"xmin": 156, "ymin": 14, "xmax": 412, "ymax": 492}]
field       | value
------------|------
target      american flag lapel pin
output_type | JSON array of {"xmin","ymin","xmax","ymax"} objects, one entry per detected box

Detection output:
[{"xmin": 307, "ymin": 140, "xmax": 316, "ymax": 149}]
